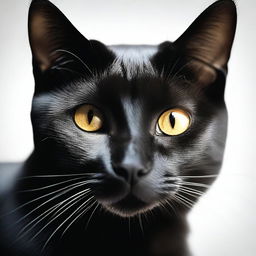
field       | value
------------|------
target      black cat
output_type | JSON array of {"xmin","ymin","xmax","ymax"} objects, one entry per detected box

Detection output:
[{"xmin": 0, "ymin": 0, "xmax": 236, "ymax": 255}]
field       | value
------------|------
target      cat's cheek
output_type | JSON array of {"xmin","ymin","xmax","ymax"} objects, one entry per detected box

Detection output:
[{"xmin": 79, "ymin": 134, "xmax": 111, "ymax": 160}]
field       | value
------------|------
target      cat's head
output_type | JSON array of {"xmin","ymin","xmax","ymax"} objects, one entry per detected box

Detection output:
[{"xmin": 28, "ymin": 0, "xmax": 236, "ymax": 217}]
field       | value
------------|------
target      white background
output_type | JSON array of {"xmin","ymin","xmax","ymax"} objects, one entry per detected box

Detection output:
[{"xmin": 0, "ymin": 0, "xmax": 256, "ymax": 255}]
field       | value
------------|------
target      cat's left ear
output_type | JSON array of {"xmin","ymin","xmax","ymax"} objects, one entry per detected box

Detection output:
[
  {"xmin": 175, "ymin": 0, "xmax": 236, "ymax": 70},
  {"xmin": 174, "ymin": 0, "xmax": 237, "ymax": 78}
]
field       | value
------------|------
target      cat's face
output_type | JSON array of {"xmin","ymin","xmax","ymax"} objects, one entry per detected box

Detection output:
[{"xmin": 28, "ymin": 0, "xmax": 236, "ymax": 217}]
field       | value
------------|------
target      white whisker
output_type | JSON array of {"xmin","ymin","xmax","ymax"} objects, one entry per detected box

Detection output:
[
  {"xmin": 17, "ymin": 189, "xmax": 91, "ymax": 241},
  {"xmin": 29, "ymin": 194, "xmax": 93, "ymax": 244},
  {"xmin": 178, "ymin": 186, "xmax": 204, "ymax": 196},
  {"xmin": 85, "ymin": 202, "xmax": 99, "ymax": 230},
  {"xmin": 176, "ymin": 181, "xmax": 210, "ymax": 189},
  {"xmin": 176, "ymin": 193, "xmax": 195, "ymax": 206},
  {"xmin": 61, "ymin": 200, "xmax": 97, "ymax": 238},
  {"xmin": 18, "ymin": 177, "xmax": 87, "ymax": 192},
  {"xmin": 173, "ymin": 194, "xmax": 193, "ymax": 209},
  {"xmin": 41, "ymin": 196, "xmax": 95, "ymax": 252},
  {"xmin": 19, "ymin": 173, "xmax": 97, "ymax": 180},
  {"xmin": 177, "ymin": 174, "xmax": 218, "ymax": 179},
  {"xmin": 12, "ymin": 180, "xmax": 95, "ymax": 222},
  {"xmin": 138, "ymin": 214, "xmax": 144, "ymax": 235},
  {"xmin": 179, "ymin": 189, "xmax": 201, "ymax": 198},
  {"xmin": 164, "ymin": 198, "xmax": 179, "ymax": 217}
]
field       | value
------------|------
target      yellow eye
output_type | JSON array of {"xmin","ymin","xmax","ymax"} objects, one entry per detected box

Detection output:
[
  {"xmin": 74, "ymin": 104, "xmax": 103, "ymax": 132},
  {"xmin": 157, "ymin": 108, "xmax": 190, "ymax": 136}
]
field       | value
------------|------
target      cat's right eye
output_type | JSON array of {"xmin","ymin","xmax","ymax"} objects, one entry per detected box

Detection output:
[{"xmin": 74, "ymin": 104, "xmax": 103, "ymax": 132}]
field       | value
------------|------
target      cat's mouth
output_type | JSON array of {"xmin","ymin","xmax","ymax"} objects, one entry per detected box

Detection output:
[
  {"xmin": 114, "ymin": 194, "xmax": 147, "ymax": 210},
  {"xmin": 93, "ymin": 176, "xmax": 160, "ymax": 217},
  {"xmin": 104, "ymin": 193, "xmax": 157, "ymax": 217},
  {"xmin": 94, "ymin": 175, "xmax": 178, "ymax": 217}
]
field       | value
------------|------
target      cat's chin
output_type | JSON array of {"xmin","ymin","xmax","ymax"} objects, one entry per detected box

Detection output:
[{"xmin": 102, "ymin": 194, "xmax": 159, "ymax": 217}]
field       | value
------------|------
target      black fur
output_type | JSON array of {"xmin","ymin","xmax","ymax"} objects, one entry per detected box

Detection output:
[{"xmin": 0, "ymin": 1, "xmax": 236, "ymax": 255}]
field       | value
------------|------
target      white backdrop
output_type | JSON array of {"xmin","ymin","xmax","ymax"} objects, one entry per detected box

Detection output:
[{"xmin": 0, "ymin": 0, "xmax": 255, "ymax": 255}]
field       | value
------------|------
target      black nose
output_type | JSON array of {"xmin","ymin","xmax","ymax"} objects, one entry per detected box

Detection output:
[{"xmin": 113, "ymin": 163, "xmax": 150, "ymax": 185}]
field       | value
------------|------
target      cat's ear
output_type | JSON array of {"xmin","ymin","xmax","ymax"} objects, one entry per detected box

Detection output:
[
  {"xmin": 174, "ymin": 0, "xmax": 237, "ymax": 72},
  {"xmin": 28, "ymin": 0, "xmax": 86, "ymax": 71},
  {"xmin": 28, "ymin": 0, "xmax": 114, "ymax": 75}
]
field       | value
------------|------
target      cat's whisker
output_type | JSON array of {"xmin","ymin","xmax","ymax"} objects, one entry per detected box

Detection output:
[
  {"xmin": 8, "ymin": 180, "xmax": 95, "ymax": 219},
  {"xmin": 164, "ymin": 198, "xmax": 179, "ymax": 217},
  {"xmin": 85, "ymin": 202, "xmax": 100, "ymax": 230},
  {"xmin": 41, "ymin": 196, "xmax": 95, "ymax": 252},
  {"xmin": 52, "ymin": 59, "xmax": 74, "ymax": 68},
  {"xmin": 162, "ymin": 177, "xmax": 179, "ymax": 181},
  {"xmin": 18, "ymin": 173, "xmax": 98, "ymax": 180},
  {"xmin": 178, "ymin": 188, "xmax": 201, "ymax": 198},
  {"xmin": 61, "ymin": 199, "xmax": 97, "ymax": 238},
  {"xmin": 142, "ymin": 211, "xmax": 150, "ymax": 225},
  {"xmin": 49, "ymin": 190, "xmax": 92, "ymax": 221},
  {"xmin": 176, "ymin": 193, "xmax": 195, "ymax": 206},
  {"xmin": 40, "ymin": 137, "xmax": 50, "ymax": 143},
  {"xmin": 168, "ymin": 59, "xmax": 194, "ymax": 83},
  {"xmin": 176, "ymin": 181, "xmax": 211, "ymax": 189},
  {"xmin": 159, "ymin": 183, "xmax": 178, "ymax": 189},
  {"xmin": 178, "ymin": 185, "xmax": 205, "ymax": 193},
  {"xmin": 16, "ymin": 181, "xmax": 95, "ymax": 223},
  {"xmin": 128, "ymin": 216, "xmax": 131, "ymax": 236},
  {"xmin": 17, "ymin": 203, "xmax": 62, "ymax": 239},
  {"xmin": 53, "ymin": 55, "xmax": 67, "ymax": 63},
  {"xmin": 18, "ymin": 176, "xmax": 88, "ymax": 192},
  {"xmin": 159, "ymin": 201, "xmax": 172, "ymax": 217},
  {"xmin": 29, "ymin": 194, "xmax": 94, "ymax": 245},
  {"xmin": 53, "ymin": 67, "xmax": 86, "ymax": 78},
  {"xmin": 54, "ymin": 49, "xmax": 93, "ymax": 75},
  {"xmin": 165, "ymin": 56, "xmax": 181, "ymax": 80},
  {"xmin": 173, "ymin": 194, "xmax": 193, "ymax": 210},
  {"xmin": 16, "ymin": 189, "xmax": 91, "ymax": 241},
  {"xmin": 138, "ymin": 214, "xmax": 144, "ymax": 235},
  {"xmin": 177, "ymin": 174, "xmax": 218, "ymax": 179},
  {"xmin": 178, "ymin": 186, "xmax": 204, "ymax": 196}
]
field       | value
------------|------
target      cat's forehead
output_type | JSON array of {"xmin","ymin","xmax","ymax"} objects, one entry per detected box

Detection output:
[
  {"xmin": 107, "ymin": 45, "xmax": 158, "ymax": 81},
  {"xmin": 109, "ymin": 45, "xmax": 157, "ymax": 64},
  {"xmin": 33, "ymin": 72, "xmax": 196, "ymax": 118},
  {"xmin": 33, "ymin": 45, "xmax": 197, "ymax": 114}
]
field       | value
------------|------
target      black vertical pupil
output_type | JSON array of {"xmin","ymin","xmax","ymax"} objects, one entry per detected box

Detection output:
[
  {"xmin": 87, "ymin": 109, "xmax": 94, "ymax": 124},
  {"xmin": 169, "ymin": 113, "xmax": 175, "ymax": 128}
]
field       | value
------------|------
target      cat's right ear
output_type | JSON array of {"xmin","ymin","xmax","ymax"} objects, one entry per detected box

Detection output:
[
  {"xmin": 28, "ymin": 0, "xmax": 87, "ymax": 72},
  {"xmin": 28, "ymin": 0, "xmax": 114, "ymax": 75}
]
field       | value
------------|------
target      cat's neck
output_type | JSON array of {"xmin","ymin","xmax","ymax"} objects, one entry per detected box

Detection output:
[{"xmin": 52, "ymin": 208, "xmax": 191, "ymax": 256}]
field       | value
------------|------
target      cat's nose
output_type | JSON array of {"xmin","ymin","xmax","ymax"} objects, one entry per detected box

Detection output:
[{"xmin": 113, "ymin": 162, "xmax": 150, "ymax": 185}]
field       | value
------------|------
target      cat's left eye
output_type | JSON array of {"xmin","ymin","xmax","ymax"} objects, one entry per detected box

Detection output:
[
  {"xmin": 74, "ymin": 104, "xmax": 103, "ymax": 132},
  {"xmin": 157, "ymin": 108, "xmax": 190, "ymax": 136}
]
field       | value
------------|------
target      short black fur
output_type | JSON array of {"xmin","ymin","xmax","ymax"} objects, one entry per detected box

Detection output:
[{"xmin": 0, "ymin": 1, "xmax": 236, "ymax": 255}]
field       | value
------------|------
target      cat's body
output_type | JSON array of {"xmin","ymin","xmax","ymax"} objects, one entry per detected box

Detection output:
[{"xmin": 0, "ymin": 1, "xmax": 236, "ymax": 255}]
